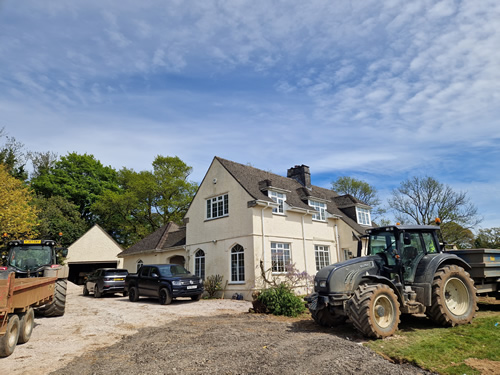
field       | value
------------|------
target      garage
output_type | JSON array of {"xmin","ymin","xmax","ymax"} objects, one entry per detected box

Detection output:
[{"xmin": 68, "ymin": 261, "xmax": 120, "ymax": 285}]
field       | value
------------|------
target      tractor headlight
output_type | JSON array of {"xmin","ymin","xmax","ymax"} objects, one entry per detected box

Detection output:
[{"xmin": 319, "ymin": 280, "xmax": 327, "ymax": 288}]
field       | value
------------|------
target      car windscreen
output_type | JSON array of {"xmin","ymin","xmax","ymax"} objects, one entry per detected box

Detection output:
[{"xmin": 158, "ymin": 265, "xmax": 191, "ymax": 277}]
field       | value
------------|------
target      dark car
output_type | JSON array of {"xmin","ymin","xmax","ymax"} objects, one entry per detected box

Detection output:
[
  {"xmin": 83, "ymin": 268, "xmax": 129, "ymax": 298},
  {"xmin": 125, "ymin": 264, "xmax": 204, "ymax": 305}
]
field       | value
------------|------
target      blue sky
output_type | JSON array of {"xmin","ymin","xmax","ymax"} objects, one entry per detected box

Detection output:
[{"xmin": 1, "ymin": 1, "xmax": 499, "ymax": 230}]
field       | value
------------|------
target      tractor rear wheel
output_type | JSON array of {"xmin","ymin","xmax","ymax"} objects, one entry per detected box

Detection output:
[
  {"xmin": 311, "ymin": 307, "xmax": 346, "ymax": 327},
  {"xmin": 38, "ymin": 279, "xmax": 67, "ymax": 317},
  {"xmin": 426, "ymin": 265, "xmax": 477, "ymax": 326},
  {"xmin": 348, "ymin": 284, "xmax": 401, "ymax": 339}
]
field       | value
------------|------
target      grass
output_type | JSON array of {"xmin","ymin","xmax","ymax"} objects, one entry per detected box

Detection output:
[{"xmin": 365, "ymin": 300, "xmax": 500, "ymax": 375}]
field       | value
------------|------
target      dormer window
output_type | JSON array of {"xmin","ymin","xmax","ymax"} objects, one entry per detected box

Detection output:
[
  {"xmin": 356, "ymin": 207, "xmax": 371, "ymax": 225},
  {"xmin": 268, "ymin": 191, "xmax": 286, "ymax": 214},
  {"xmin": 309, "ymin": 200, "xmax": 326, "ymax": 221}
]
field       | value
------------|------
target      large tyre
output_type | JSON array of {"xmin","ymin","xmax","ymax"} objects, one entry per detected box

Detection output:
[
  {"xmin": 17, "ymin": 308, "xmax": 35, "ymax": 344},
  {"xmin": 38, "ymin": 279, "xmax": 67, "ymax": 317},
  {"xmin": 0, "ymin": 314, "xmax": 20, "ymax": 357},
  {"xmin": 311, "ymin": 307, "xmax": 347, "ymax": 327},
  {"xmin": 348, "ymin": 284, "xmax": 401, "ymax": 339},
  {"xmin": 426, "ymin": 265, "xmax": 477, "ymax": 326},
  {"xmin": 82, "ymin": 284, "xmax": 89, "ymax": 296},
  {"xmin": 128, "ymin": 286, "xmax": 139, "ymax": 302},
  {"xmin": 159, "ymin": 288, "xmax": 172, "ymax": 305}
]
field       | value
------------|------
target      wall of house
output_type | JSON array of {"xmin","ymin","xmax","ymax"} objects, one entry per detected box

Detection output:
[
  {"xmin": 121, "ymin": 249, "xmax": 187, "ymax": 273},
  {"xmin": 185, "ymin": 159, "xmax": 257, "ymax": 299}
]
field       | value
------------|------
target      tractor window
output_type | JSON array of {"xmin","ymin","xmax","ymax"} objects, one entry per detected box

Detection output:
[
  {"xmin": 422, "ymin": 232, "xmax": 438, "ymax": 253},
  {"xmin": 9, "ymin": 245, "xmax": 52, "ymax": 271},
  {"xmin": 400, "ymin": 232, "xmax": 426, "ymax": 283}
]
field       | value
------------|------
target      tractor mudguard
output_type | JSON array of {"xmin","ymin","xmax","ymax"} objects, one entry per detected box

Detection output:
[
  {"xmin": 414, "ymin": 253, "xmax": 471, "ymax": 285},
  {"xmin": 357, "ymin": 274, "xmax": 405, "ymax": 306}
]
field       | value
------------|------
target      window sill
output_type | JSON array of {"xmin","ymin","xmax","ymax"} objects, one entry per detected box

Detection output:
[
  {"xmin": 229, "ymin": 281, "xmax": 245, "ymax": 285},
  {"xmin": 204, "ymin": 215, "xmax": 229, "ymax": 222}
]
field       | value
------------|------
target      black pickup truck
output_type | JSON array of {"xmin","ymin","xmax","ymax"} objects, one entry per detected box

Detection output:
[{"xmin": 125, "ymin": 264, "xmax": 203, "ymax": 305}]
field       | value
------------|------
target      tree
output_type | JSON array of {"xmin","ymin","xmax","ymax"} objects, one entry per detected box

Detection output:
[
  {"xmin": 34, "ymin": 195, "xmax": 88, "ymax": 247},
  {"xmin": 440, "ymin": 222, "xmax": 475, "ymax": 249},
  {"xmin": 93, "ymin": 155, "xmax": 198, "ymax": 247},
  {"xmin": 332, "ymin": 176, "xmax": 380, "ymax": 207},
  {"xmin": 331, "ymin": 176, "xmax": 386, "ymax": 222},
  {"xmin": 0, "ymin": 130, "xmax": 28, "ymax": 180},
  {"xmin": 30, "ymin": 152, "xmax": 119, "ymax": 224},
  {"xmin": 474, "ymin": 227, "xmax": 500, "ymax": 249},
  {"xmin": 28, "ymin": 151, "xmax": 58, "ymax": 179},
  {"xmin": 388, "ymin": 176, "xmax": 481, "ymax": 243},
  {"xmin": 0, "ymin": 164, "xmax": 38, "ymax": 239}
]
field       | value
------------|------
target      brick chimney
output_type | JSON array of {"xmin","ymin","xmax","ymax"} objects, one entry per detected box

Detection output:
[{"xmin": 287, "ymin": 165, "xmax": 311, "ymax": 189}]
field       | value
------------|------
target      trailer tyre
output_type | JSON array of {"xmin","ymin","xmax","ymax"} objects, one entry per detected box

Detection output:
[
  {"xmin": 348, "ymin": 284, "xmax": 401, "ymax": 339},
  {"xmin": 38, "ymin": 279, "xmax": 67, "ymax": 317},
  {"xmin": 426, "ymin": 265, "xmax": 477, "ymax": 326},
  {"xmin": 17, "ymin": 307, "xmax": 34, "ymax": 344},
  {"xmin": 311, "ymin": 307, "xmax": 347, "ymax": 327},
  {"xmin": 128, "ymin": 286, "xmax": 139, "ymax": 302},
  {"xmin": 0, "ymin": 314, "xmax": 20, "ymax": 357}
]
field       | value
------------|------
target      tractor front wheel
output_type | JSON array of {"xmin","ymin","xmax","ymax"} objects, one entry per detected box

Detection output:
[
  {"xmin": 426, "ymin": 265, "xmax": 477, "ymax": 326},
  {"xmin": 311, "ymin": 307, "xmax": 346, "ymax": 327},
  {"xmin": 348, "ymin": 284, "xmax": 401, "ymax": 339}
]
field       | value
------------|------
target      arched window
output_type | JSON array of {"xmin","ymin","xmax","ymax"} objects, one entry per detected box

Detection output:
[
  {"xmin": 136, "ymin": 259, "xmax": 143, "ymax": 273},
  {"xmin": 195, "ymin": 249, "xmax": 205, "ymax": 280},
  {"xmin": 231, "ymin": 244, "xmax": 244, "ymax": 282}
]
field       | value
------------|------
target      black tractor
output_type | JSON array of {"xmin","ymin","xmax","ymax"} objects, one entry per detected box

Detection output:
[{"xmin": 305, "ymin": 224, "xmax": 477, "ymax": 338}]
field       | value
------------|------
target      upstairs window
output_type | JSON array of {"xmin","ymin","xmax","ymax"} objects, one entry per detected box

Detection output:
[
  {"xmin": 309, "ymin": 200, "xmax": 326, "ymax": 221},
  {"xmin": 206, "ymin": 194, "xmax": 229, "ymax": 219},
  {"xmin": 356, "ymin": 207, "xmax": 371, "ymax": 225},
  {"xmin": 268, "ymin": 191, "xmax": 286, "ymax": 214}
]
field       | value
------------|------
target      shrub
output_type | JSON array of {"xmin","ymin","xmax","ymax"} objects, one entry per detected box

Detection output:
[
  {"xmin": 204, "ymin": 274, "xmax": 224, "ymax": 298},
  {"xmin": 256, "ymin": 283, "xmax": 306, "ymax": 317}
]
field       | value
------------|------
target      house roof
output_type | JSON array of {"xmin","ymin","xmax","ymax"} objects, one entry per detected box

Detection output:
[
  {"xmin": 118, "ymin": 222, "xmax": 186, "ymax": 257},
  {"xmin": 215, "ymin": 157, "xmax": 372, "ymax": 234}
]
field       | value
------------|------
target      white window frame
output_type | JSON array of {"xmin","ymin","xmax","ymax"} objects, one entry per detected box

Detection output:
[
  {"xmin": 206, "ymin": 194, "xmax": 229, "ymax": 219},
  {"xmin": 268, "ymin": 190, "xmax": 286, "ymax": 214},
  {"xmin": 356, "ymin": 207, "xmax": 371, "ymax": 225},
  {"xmin": 194, "ymin": 249, "xmax": 205, "ymax": 280},
  {"xmin": 271, "ymin": 242, "xmax": 291, "ymax": 273},
  {"xmin": 230, "ymin": 244, "xmax": 245, "ymax": 283},
  {"xmin": 314, "ymin": 245, "xmax": 330, "ymax": 271},
  {"xmin": 309, "ymin": 200, "xmax": 327, "ymax": 221}
]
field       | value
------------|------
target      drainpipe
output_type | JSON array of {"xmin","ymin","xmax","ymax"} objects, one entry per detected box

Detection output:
[
  {"xmin": 334, "ymin": 223, "xmax": 341, "ymax": 262},
  {"xmin": 301, "ymin": 212, "xmax": 309, "ymax": 290},
  {"xmin": 261, "ymin": 202, "xmax": 273, "ymax": 271}
]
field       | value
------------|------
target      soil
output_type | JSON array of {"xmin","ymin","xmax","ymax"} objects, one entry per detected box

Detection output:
[{"xmin": 3, "ymin": 282, "xmax": 437, "ymax": 375}]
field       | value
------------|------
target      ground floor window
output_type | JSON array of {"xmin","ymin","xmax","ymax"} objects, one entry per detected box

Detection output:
[
  {"xmin": 271, "ymin": 242, "xmax": 290, "ymax": 273},
  {"xmin": 231, "ymin": 244, "xmax": 245, "ymax": 282},
  {"xmin": 195, "ymin": 249, "xmax": 205, "ymax": 280},
  {"xmin": 136, "ymin": 259, "xmax": 143, "ymax": 272},
  {"xmin": 315, "ymin": 245, "xmax": 330, "ymax": 271}
]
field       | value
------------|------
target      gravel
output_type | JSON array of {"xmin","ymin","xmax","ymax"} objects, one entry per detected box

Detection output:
[{"xmin": 3, "ymin": 282, "xmax": 431, "ymax": 375}]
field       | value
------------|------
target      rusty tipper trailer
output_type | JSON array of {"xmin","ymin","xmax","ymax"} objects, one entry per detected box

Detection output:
[{"xmin": 0, "ymin": 272, "xmax": 56, "ymax": 357}]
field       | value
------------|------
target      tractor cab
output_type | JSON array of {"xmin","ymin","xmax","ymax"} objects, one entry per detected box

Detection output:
[{"xmin": 365, "ymin": 225, "xmax": 441, "ymax": 285}]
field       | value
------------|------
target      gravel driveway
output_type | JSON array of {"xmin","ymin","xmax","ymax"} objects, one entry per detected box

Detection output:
[{"xmin": 3, "ymin": 282, "xmax": 430, "ymax": 375}]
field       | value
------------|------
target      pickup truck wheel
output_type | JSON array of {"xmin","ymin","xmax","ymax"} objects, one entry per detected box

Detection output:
[
  {"xmin": 83, "ymin": 284, "xmax": 89, "ymax": 296},
  {"xmin": 128, "ymin": 286, "xmax": 139, "ymax": 302},
  {"xmin": 191, "ymin": 294, "xmax": 201, "ymax": 302},
  {"xmin": 348, "ymin": 284, "xmax": 400, "ymax": 339},
  {"xmin": 426, "ymin": 265, "xmax": 477, "ymax": 326},
  {"xmin": 17, "ymin": 308, "xmax": 34, "ymax": 344},
  {"xmin": 159, "ymin": 288, "xmax": 172, "ymax": 305},
  {"xmin": 38, "ymin": 279, "xmax": 67, "ymax": 317},
  {"xmin": 311, "ymin": 308, "xmax": 347, "ymax": 327},
  {"xmin": 0, "ymin": 314, "xmax": 20, "ymax": 357}
]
